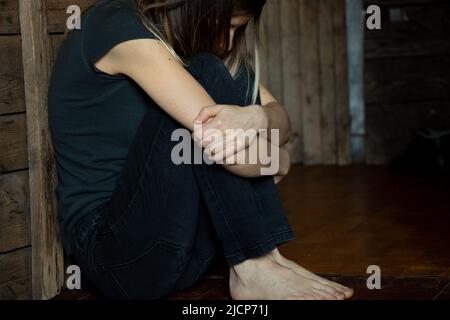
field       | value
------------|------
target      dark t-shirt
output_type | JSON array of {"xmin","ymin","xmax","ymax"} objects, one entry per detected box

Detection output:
[{"xmin": 48, "ymin": 0, "xmax": 157, "ymax": 253}]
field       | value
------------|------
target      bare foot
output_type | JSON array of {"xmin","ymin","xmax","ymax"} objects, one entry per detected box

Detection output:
[
  {"xmin": 229, "ymin": 254, "xmax": 347, "ymax": 300},
  {"xmin": 268, "ymin": 249, "xmax": 354, "ymax": 299}
]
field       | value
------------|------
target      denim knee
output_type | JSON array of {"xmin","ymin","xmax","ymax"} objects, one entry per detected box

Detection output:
[
  {"xmin": 188, "ymin": 53, "xmax": 231, "ymax": 78},
  {"xmin": 186, "ymin": 53, "xmax": 243, "ymax": 106},
  {"xmin": 187, "ymin": 53, "xmax": 257, "ymax": 106}
]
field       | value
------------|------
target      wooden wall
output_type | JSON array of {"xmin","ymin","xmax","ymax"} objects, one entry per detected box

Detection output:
[
  {"xmin": 260, "ymin": 0, "xmax": 351, "ymax": 165},
  {"xmin": 0, "ymin": 0, "xmax": 95, "ymax": 300},
  {"xmin": 0, "ymin": 0, "xmax": 30, "ymax": 300},
  {"xmin": 0, "ymin": 0, "xmax": 351, "ymax": 299},
  {"xmin": 364, "ymin": 0, "xmax": 450, "ymax": 164}
]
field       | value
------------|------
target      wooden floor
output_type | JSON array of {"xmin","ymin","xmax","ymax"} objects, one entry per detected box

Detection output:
[{"xmin": 55, "ymin": 165, "xmax": 450, "ymax": 300}]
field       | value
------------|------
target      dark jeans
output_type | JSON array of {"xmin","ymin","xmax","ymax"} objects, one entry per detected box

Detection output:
[{"xmin": 72, "ymin": 53, "xmax": 294, "ymax": 299}]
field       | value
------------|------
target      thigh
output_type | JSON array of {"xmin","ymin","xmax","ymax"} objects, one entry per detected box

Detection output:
[{"xmin": 89, "ymin": 106, "xmax": 204, "ymax": 298}]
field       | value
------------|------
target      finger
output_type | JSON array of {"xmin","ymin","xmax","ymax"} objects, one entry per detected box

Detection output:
[
  {"xmin": 201, "ymin": 128, "xmax": 226, "ymax": 147},
  {"xmin": 194, "ymin": 105, "xmax": 224, "ymax": 124},
  {"xmin": 193, "ymin": 121, "xmax": 218, "ymax": 145},
  {"xmin": 222, "ymin": 138, "xmax": 242, "ymax": 159},
  {"xmin": 205, "ymin": 139, "xmax": 226, "ymax": 158},
  {"xmin": 213, "ymin": 137, "xmax": 243, "ymax": 163},
  {"xmin": 191, "ymin": 131, "xmax": 200, "ymax": 143},
  {"xmin": 211, "ymin": 146, "xmax": 237, "ymax": 165}
]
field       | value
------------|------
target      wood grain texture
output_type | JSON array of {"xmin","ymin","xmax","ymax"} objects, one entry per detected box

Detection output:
[
  {"xmin": 365, "ymin": 56, "xmax": 450, "ymax": 104},
  {"xmin": 0, "ymin": 0, "xmax": 98, "ymax": 34},
  {"xmin": 280, "ymin": 0, "xmax": 303, "ymax": 164},
  {"xmin": 332, "ymin": 0, "xmax": 352, "ymax": 165},
  {"xmin": 0, "ymin": 114, "xmax": 28, "ymax": 172},
  {"xmin": 318, "ymin": 0, "xmax": 338, "ymax": 165},
  {"xmin": 0, "ymin": 35, "xmax": 25, "ymax": 115},
  {"xmin": 54, "ymin": 165, "xmax": 450, "ymax": 300},
  {"xmin": 45, "ymin": 0, "xmax": 97, "ymax": 33},
  {"xmin": 18, "ymin": 0, "xmax": 64, "ymax": 300},
  {"xmin": 0, "ymin": 0, "xmax": 20, "ymax": 35},
  {"xmin": 0, "ymin": 247, "xmax": 30, "ymax": 299},
  {"xmin": 365, "ymin": 99, "xmax": 450, "ymax": 164},
  {"xmin": 278, "ymin": 165, "xmax": 450, "ymax": 278},
  {"xmin": 367, "ymin": 0, "xmax": 445, "ymax": 5},
  {"xmin": 299, "ymin": 0, "xmax": 322, "ymax": 165},
  {"xmin": 365, "ymin": 3, "xmax": 450, "ymax": 59},
  {"xmin": 0, "ymin": 171, "xmax": 29, "ymax": 253},
  {"xmin": 364, "ymin": 0, "xmax": 450, "ymax": 163},
  {"xmin": 264, "ymin": 0, "xmax": 283, "ymax": 103},
  {"xmin": 263, "ymin": 0, "xmax": 351, "ymax": 165}
]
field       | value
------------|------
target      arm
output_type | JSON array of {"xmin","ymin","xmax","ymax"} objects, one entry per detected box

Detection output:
[
  {"xmin": 96, "ymin": 39, "xmax": 216, "ymax": 130},
  {"xmin": 225, "ymin": 85, "xmax": 292, "ymax": 179},
  {"xmin": 259, "ymin": 85, "xmax": 293, "ymax": 146},
  {"xmin": 95, "ymin": 39, "xmax": 278, "ymax": 176},
  {"xmin": 222, "ymin": 137, "xmax": 291, "ymax": 179},
  {"xmin": 196, "ymin": 85, "xmax": 293, "ymax": 178},
  {"xmin": 196, "ymin": 84, "xmax": 293, "ymax": 162}
]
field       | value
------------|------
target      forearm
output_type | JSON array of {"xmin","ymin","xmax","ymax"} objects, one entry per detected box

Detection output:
[
  {"xmin": 221, "ymin": 135, "xmax": 290, "ymax": 178},
  {"xmin": 261, "ymin": 101, "xmax": 293, "ymax": 146}
]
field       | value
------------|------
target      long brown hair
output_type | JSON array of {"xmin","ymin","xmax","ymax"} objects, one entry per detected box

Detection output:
[{"xmin": 135, "ymin": 0, "xmax": 266, "ymax": 103}]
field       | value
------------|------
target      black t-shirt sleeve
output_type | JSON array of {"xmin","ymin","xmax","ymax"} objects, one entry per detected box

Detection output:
[{"xmin": 82, "ymin": 0, "xmax": 157, "ymax": 66}]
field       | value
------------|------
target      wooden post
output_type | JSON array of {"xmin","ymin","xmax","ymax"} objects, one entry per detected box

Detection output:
[
  {"xmin": 332, "ymin": 0, "xmax": 352, "ymax": 165},
  {"xmin": 280, "ymin": 0, "xmax": 303, "ymax": 164},
  {"xmin": 18, "ymin": 0, "xmax": 64, "ymax": 300},
  {"xmin": 318, "ymin": 0, "xmax": 338, "ymax": 165},
  {"xmin": 299, "ymin": 0, "xmax": 322, "ymax": 165}
]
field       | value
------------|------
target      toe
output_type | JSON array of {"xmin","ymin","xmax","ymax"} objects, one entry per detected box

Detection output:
[
  {"xmin": 313, "ymin": 282, "xmax": 343, "ymax": 300},
  {"xmin": 327, "ymin": 281, "xmax": 353, "ymax": 297},
  {"xmin": 312, "ymin": 288, "xmax": 337, "ymax": 300},
  {"xmin": 343, "ymin": 288, "xmax": 354, "ymax": 299},
  {"xmin": 333, "ymin": 284, "xmax": 353, "ymax": 298}
]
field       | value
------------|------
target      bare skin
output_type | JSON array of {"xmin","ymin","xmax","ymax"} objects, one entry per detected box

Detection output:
[
  {"xmin": 96, "ymin": 13, "xmax": 353, "ymax": 300},
  {"xmin": 230, "ymin": 249, "xmax": 354, "ymax": 300}
]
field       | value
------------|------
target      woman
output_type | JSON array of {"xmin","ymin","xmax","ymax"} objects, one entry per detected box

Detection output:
[{"xmin": 48, "ymin": 0, "xmax": 353, "ymax": 300}]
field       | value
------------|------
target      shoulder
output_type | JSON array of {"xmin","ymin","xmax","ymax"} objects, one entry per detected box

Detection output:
[
  {"xmin": 81, "ymin": 0, "xmax": 157, "ymax": 66},
  {"xmin": 84, "ymin": 0, "xmax": 143, "ymax": 28}
]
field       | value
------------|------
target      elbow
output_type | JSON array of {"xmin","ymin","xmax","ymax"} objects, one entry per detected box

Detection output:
[
  {"xmin": 282, "ymin": 120, "xmax": 293, "ymax": 145},
  {"xmin": 278, "ymin": 148, "xmax": 291, "ymax": 177}
]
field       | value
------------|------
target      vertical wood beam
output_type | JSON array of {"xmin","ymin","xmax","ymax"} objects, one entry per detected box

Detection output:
[
  {"xmin": 299, "ymin": 0, "xmax": 322, "ymax": 165},
  {"xmin": 280, "ymin": 0, "xmax": 303, "ymax": 163},
  {"xmin": 318, "ymin": 0, "xmax": 339, "ymax": 165},
  {"xmin": 332, "ymin": 0, "xmax": 352, "ymax": 165},
  {"xmin": 266, "ymin": 0, "xmax": 283, "ymax": 103},
  {"xmin": 18, "ymin": 0, "xmax": 64, "ymax": 300}
]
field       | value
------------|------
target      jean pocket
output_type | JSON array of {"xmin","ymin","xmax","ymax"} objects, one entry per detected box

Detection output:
[{"xmin": 102, "ymin": 239, "xmax": 184, "ymax": 299}]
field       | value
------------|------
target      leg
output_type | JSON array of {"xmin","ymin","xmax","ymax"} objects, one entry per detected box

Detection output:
[
  {"xmin": 72, "ymin": 53, "xmax": 352, "ymax": 300},
  {"xmin": 185, "ymin": 54, "xmax": 353, "ymax": 300},
  {"xmin": 184, "ymin": 55, "xmax": 295, "ymax": 265},
  {"xmin": 82, "ymin": 54, "xmax": 296, "ymax": 299},
  {"xmin": 71, "ymin": 99, "xmax": 213, "ymax": 299}
]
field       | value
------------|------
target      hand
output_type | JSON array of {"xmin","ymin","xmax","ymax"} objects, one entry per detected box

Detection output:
[{"xmin": 193, "ymin": 104, "xmax": 269, "ymax": 162}]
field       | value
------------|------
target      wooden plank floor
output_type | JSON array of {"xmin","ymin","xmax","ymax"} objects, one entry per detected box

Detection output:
[{"xmin": 54, "ymin": 165, "xmax": 450, "ymax": 300}]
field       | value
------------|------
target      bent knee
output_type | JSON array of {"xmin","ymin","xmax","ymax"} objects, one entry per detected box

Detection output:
[
  {"xmin": 189, "ymin": 52, "xmax": 228, "ymax": 73},
  {"xmin": 186, "ymin": 53, "xmax": 245, "ymax": 105}
]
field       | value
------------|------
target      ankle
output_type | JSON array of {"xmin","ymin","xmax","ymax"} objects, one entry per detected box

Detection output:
[
  {"xmin": 232, "ymin": 254, "xmax": 274, "ymax": 276},
  {"xmin": 268, "ymin": 248, "xmax": 285, "ymax": 263}
]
